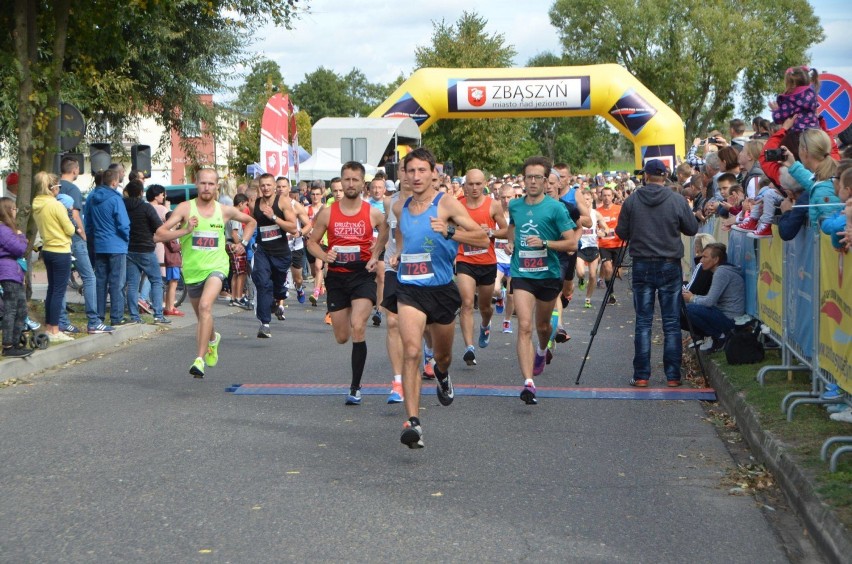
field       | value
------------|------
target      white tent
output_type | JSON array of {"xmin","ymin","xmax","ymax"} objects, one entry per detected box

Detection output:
[{"xmin": 298, "ymin": 147, "xmax": 380, "ymax": 181}]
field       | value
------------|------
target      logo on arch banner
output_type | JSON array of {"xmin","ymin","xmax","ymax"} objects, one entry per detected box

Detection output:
[
  {"xmin": 468, "ymin": 86, "xmax": 486, "ymax": 107},
  {"xmin": 265, "ymin": 151, "xmax": 279, "ymax": 176}
]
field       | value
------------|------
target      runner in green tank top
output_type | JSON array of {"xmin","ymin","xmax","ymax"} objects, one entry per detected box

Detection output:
[{"xmin": 156, "ymin": 169, "xmax": 256, "ymax": 378}]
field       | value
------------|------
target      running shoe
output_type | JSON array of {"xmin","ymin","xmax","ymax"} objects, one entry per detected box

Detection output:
[
  {"xmin": 545, "ymin": 348, "xmax": 553, "ymax": 365},
  {"xmin": 228, "ymin": 299, "xmax": 241, "ymax": 307},
  {"xmin": 607, "ymin": 295, "xmax": 617, "ymax": 305},
  {"xmin": 463, "ymin": 345, "xmax": 477, "ymax": 366},
  {"xmin": 667, "ymin": 380, "xmax": 682, "ymax": 388},
  {"xmin": 275, "ymin": 304, "xmax": 286, "ymax": 321},
  {"xmin": 163, "ymin": 308, "xmax": 185, "ymax": 317},
  {"xmin": 822, "ymin": 384, "xmax": 842, "ymax": 400},
  {"xmin": 345, "ymin": 387, "xmax": 362, "ymax": 405},
  {"xmin": 111, "ymin": 318, "xmax": 129, "ymax": 327},
  {"xmin": 584, "ymin": 298, "xmax": 592, "ymax": 309},
  {"xmin": 189, "ymin": 357, "xmax": 205, "ymax": 378},
  {"xmin": 578, "ymin": 277, "xmax": 587, "ymax": 291},
  {"xmin": 555, "ymin": 327, "xmax": 570, "ymax": 344},
  {"xmin": 237, "ymin": 298, "xmax": 253, "ymax": 310},
  {"xmin": 257, "ymin": 323, "xmax": 271, "ymax": 338},
  {"xmin": 310, "ymin": 287, "xmax": 320, "ymax": 306},
  {"xmin": 436, "ymin": 373, "xmax": 454, "ymax": 406},
  {"xmin": 24, "ymin": 317, "xmax": 41, "ymax": 331},
  {"xmin": 401, "ymin": 419, "xmax": 424, "ymax": 449},
  {"xmin": 560, "ymin": 294, "xmax": 570, "ymax": 309},
  {"xmin": 533, "ymin": 351, "xmax": 546, "ymax": 376},
  {"xmin": 372, "ymin": 309, "xmax": 382, "ymax": 327},
  {"xmin": 60, "ymin": 323, "xmax": 80, "ymax": 334},
  {"xmin": 387, "ymin": 381, "xmax": 404, "ymax": 404},
  {"xmin": 138, "ymin": 299, "xmax": 153, "ymax": 314},
  {"xmin": 324, "ymin": 312, "xmax": 332, "ymax": 325},
  {"xmin": 629, "ymin": 378, "xmax": 649, "ymax": 387},
  {"xmin": 87, "ymin": 322, "xmax": 115, "ymax": 334},
  {"xmin": 502, "ymin": 319, "xmax": 513, "ymax": 333},
  {"xmin": 520, "ymin": 381, "xmax": 537, "ymax": 405},
  {"xmin": 204, "ymin": 332, "xmax": 221, "ymax": 367},
  {"xmin": 478, "ymin": 324, "xmax": 491, "ymax": 348},
  {"xmin": 130, "ymin": 318, "xmax": 145, "ymax": 324},
  {"xmin": 48, "ymin": 332, "xmax": 74, "ymax": 343},
  {"xmin": 597, "ymin": 279, "xmax": 605, "ymax": 289},
  {"xmin": 2, "ymin": 347, "xmax": 33, "ymax": 358},
  {"xmin": 422, "ymin": 357, "xmax": 435, "ymax": 379},
  {"xmin": 297, "ymin": 286, "xmax": 306, "ymax": 304},
  {"xmin": 153, "ymin": 316, "xmax": 172, "ymax": 324},
  {"xmin": 495, "ymin": 294, "xmax": 505, "ymax": 315}
]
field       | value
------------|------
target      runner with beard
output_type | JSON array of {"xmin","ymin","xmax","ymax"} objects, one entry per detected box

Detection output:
[
  {"xmin": 251, "ymin": 173, "xmax": 298, "ymax": 336},
  {"xmin": 155, "ymin": 168, "xmax": 256, "ymax": 377},
  {"xmin": 306, "ymin": 161, "xmax": 388, "ymax": 405}
]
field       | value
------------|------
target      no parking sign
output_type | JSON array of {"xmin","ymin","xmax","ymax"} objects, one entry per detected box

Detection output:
[{"xmin": 817, "ymin": 73, "xmax": 852, "ymax": 136}]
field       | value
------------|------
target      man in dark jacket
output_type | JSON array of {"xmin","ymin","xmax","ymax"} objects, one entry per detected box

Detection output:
[
  {"xmin": 124, "ymin": 180, "xmax": 170, "ymax": 324},
  {"xmin": 615, "ymin": 159, "xmax": 699, "ymax": 387},
  {"xmin": 84, "ymin": 168, "xmax": 130, "ymax": 325}
]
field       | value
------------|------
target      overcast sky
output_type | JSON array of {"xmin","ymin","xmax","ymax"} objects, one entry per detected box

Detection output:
[{"xmin": 230, "ymin": 0, "xmax": 851, "ymax": 114}]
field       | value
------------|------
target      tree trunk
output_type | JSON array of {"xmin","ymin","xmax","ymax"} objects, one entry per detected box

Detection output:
[
  {"xmin": 43, "ymin": 0, "xmax": 72, "ymax": 174},
  {"xmin": 12, "ymin": 0, "xmax": 38, "ymax": 298}
]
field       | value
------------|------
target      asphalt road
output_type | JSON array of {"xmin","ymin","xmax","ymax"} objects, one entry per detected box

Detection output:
[{"xmin": 1, "ymin": 284, "xmax": 793, "ymax": 563}]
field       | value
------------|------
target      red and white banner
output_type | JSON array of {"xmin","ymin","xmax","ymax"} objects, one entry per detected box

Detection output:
[{"xmin": 260, "ymin": 93, "xmax": 290, "ymax": 178}]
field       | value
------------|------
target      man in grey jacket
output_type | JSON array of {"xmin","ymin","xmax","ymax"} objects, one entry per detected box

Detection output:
[
  {"xmin": 615, "ymin": 159, "xmax": 699, "ymax": 387},
  {"xmin": 681, "ymin": 242, "xmax": 745, "ymax": 353}
]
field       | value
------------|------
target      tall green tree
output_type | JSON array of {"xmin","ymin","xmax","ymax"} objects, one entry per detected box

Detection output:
[
  {"xmin": 0, "ymin": 0, "xmax": 305, "ymax": 233},
  {"xmin": 525, "ymin": 53, "xmax": 618, "ymax": 168},
  {"xmin": 233, "ymin": 59, "xmax": 288, "ymax": 117},
  {"xmin": 414, "ymin": 11, "xmax": 530, "ymax": 173},
  {"xmin": 291, "ymin": 67, "xmax": 354, "ymax": 122},
  {"xmin": 549, "ymin": 0, "xmax": 824, "ymax": 139}
]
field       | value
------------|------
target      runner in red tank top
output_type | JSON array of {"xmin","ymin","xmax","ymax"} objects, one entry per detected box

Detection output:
[
  {"xmin": 455, "ymin": 169, "xmax": 509, "ymax": 366},
  {"xmin": 306, "ymin": 161, "xmax": 388, "ymax": 406}
]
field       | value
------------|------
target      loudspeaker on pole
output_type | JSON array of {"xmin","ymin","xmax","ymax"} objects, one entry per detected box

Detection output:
[
  {"xmin": 89, "ymin": 143, "xmax": 111, "ymax": 173},
  {"xmin": 131, "ymin": 144, "xmax": 152, "ymax": 178}
]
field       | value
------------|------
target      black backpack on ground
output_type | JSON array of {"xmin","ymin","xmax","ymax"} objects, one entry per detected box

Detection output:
[{"xmin": 725, "ymin": 318, "xmax": 765, "ymax": 365}]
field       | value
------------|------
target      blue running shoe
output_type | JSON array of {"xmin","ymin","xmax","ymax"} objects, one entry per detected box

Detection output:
[
  {"xmin": 297, "ymin": 286, "xmax": 306, "ymax": 304},
  {"xmin": 387, "ymin": 381, "xmax": 404, "ymax": 404},
  {"xmin": 345, "ymin": 387, "xmax": 362, "ymax": 405},
  {"xmin": 478, "ymin": 324, "xmax": 491, "ymax": 348}
]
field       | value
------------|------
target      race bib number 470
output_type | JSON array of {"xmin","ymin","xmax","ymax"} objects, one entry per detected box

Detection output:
[{"xmin": 191, "ymin": 230, "xmax": 219, "ymax": 251}]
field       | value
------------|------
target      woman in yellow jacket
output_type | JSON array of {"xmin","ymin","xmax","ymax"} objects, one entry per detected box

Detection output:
[{"xmin": 32, "ymin": 171, "xmax": 75, "ymax": 342}]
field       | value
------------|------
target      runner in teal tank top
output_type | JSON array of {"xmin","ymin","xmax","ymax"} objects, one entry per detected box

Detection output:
[{"xmin": 156, "ymin": 169, "xmax": 256, "ymax": 379}]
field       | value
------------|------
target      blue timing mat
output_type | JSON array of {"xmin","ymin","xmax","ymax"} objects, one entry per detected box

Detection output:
[{"xmin": 226, "ymin": 383, "xmax": 716, "ymax": 401}]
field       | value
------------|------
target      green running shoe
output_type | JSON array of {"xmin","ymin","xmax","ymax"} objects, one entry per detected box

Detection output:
[
  {"xmin": 204, "ymin": 332, "xmax": 221, "ymax": 367},
  {"xmin": 189, "ymin": 357, "xmax": 205, "ymax": 378}
]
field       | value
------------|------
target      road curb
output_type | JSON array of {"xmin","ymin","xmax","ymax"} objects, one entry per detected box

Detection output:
[
  {"xmin": 706, "ymin": 358, "xmax": 851, "ymax": 564},
  {"xmin": 1, "ymin": 304, "xmax": 242, "ymax": 381}
]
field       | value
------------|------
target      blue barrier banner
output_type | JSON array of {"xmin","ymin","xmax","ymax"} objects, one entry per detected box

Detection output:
[
  {"xmin": 785, "ymin": 227, "xmax": 815, "ymax": 358},
  {"xmin": 728, "ymin": 229, "xmax": 758, "ymax": 316}
]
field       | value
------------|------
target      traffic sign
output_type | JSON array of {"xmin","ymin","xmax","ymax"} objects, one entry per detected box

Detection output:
[{"xmin": 817, "ymin": 73, "xmax": 852, "ymax": 136}]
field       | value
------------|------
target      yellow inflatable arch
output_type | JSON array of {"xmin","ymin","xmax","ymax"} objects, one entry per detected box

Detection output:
[{"xmin": 370, "ymin": 64, "xmax": 685, "ymax": 172}]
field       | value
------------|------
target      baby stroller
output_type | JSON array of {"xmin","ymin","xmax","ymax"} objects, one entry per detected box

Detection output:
[{"xmin": 0, "ymin": 286, "xmax": 50, "ymax": 352}]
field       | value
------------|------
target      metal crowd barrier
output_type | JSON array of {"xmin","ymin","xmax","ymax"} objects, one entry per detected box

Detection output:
[{"xmin": 688, "ymin": 217, "xmax": 851, "ymax": 471}]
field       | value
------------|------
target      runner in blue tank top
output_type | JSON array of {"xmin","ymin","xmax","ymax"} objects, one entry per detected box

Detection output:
[{"xmin": 388, "ymin": 148, "xmax": 490, "ymax": 449}]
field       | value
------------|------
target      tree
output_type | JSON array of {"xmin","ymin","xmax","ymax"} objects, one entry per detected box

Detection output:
[
  {"xmin": 0, "ymin": 0, "xmax": 306, "ymax": 234},
  {"xmin": 549, "ymin": 0, "xmax": 824, "ymax": 140},
  {"xmin": 233, "ymin": 59, "xmax": 288, "ymax": 117},
  {"xmin": 291, "ymin": 67, "xmax": 354, "ymax": 122},
  {"xmin": 413, "ymin": 11, "xmax": 527, "ymax": 173},
  {"xmin": 524, "ymin": 53, "xmax": 618, "ymax": 169}
]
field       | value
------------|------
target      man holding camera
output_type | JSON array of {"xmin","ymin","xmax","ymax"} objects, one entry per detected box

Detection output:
[{"xmin": 615, "ymin": 159, "xmax": 698, "ymax": 388}]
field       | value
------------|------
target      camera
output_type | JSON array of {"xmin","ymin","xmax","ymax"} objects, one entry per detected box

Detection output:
[{"xmin": 764, "ymin": 148, "xmax": 786, "ymax": 162}]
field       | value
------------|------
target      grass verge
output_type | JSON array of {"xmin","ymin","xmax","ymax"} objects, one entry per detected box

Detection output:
[{"xmin": 706, "ymin": 347, "xmax": 852, "ymax": 527}]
